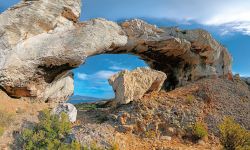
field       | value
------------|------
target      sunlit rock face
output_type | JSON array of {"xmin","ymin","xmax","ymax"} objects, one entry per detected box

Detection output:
[
  {"xmin": 0, "ymin": 0, "xmax": 232, "ymax": 102},
  {"xmin": 109, "ymin": 67, "xmax": 167, "ymax": 104}
]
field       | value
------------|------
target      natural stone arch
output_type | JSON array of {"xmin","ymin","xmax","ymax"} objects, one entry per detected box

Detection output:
[{"xmin": 0, "ymin": 0, "xmax": 232, "ymax": 103}]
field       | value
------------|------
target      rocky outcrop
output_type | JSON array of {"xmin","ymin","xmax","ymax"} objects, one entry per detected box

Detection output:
[
  {"xmin": 0, "ymin": 0, "xmax": 232, "ymax": 102},
  {"xmin": 241, "ymin": 77, "xmax": 250, "ymax": 85},
  {"xmin": 234, "ymin": 74, "xmax": 250, "ymax": 89},
  {"xmin": 109, "ymin": 68, "xmax": 167, "ymax": 104},
  {"xmin": 52, "ymin": 103, "xmax": 77, "ymax": 122}
]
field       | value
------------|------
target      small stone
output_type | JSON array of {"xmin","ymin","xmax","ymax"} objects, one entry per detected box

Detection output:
[
  {"xmin": 16, "ymin": 107, "xmax": 25, "ymax": 114},
  {"xmin": 108, "ymin": 114, "xmax": 118, "ymax": 121},
  {"xmin": 160, "ymin": 136, "xmax": 172, "ymax": 141},
  {"xmin": 198, "ymin": 140, "xmax": 206, "ymax": 145},
  {"xmin": 167, "ymin": 127, "xmax": 175, "ymax": 134},
  {"xmin": 118, "ymin": 112, "xmax": 130, "ymax": 125}
]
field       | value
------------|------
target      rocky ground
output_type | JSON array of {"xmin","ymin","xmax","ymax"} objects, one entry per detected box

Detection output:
[
  {"xmin": 0, "ymin": 77, "xmax": 249, "ymax": 149},
  {"xmin": 73, "ymin": 77, "xmax": 250, "ymax": 150}
]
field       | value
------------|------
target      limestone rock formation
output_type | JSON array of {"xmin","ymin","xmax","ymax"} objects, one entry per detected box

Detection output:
[
  {"xmin": 109, "ymin": 67, "xmax": 167, "ymax": 104},
  {"xmin": 0, "ymin": 0, "xmax": 232, "ymax": 103},
  {"xmin": 52, "ymin": 103, "xmax": 77, "ymax": 123}
]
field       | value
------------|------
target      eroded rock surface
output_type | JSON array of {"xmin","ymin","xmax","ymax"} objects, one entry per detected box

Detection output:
[
  {"xmin": 0, "ymin": 0, "xmax": 232, "ymax": 102},
  {"xmin": 52, "ymin": 103, "xmax": 77, "ymax": 122},
  {"xmin": 109, "ymin": 67, "xmax": 167, "ymax": 104}
]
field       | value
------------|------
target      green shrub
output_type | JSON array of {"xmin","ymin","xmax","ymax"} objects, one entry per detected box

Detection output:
[
  {"xmin": 144, "ymin": 130, "xmax": 157, "ymax": 138},
  {"xmin": 186, "ymin": 94, "xmax": 195, "ymax": 104},
  {"xmin": 82, "ymin": 141, "xmax": 104, "ymax": 150},
  {"xmin": 20, "ymin": 109, "xmax": 81, "ymax": 150},
  {"xmin": 218, "ymin": 117, "xmax": 250, "ymax": 150},
  {"xmin": 191, "ymin": 122, "xmax": 208, "ymax": 140},
  {"xmin": 109, "ymin": 142, "xmax": 119, "ymax": 150}
]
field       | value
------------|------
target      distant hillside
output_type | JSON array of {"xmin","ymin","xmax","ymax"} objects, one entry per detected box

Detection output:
[{"xmin": 67, "ymin": 95, "xmax": 103, "ymax": 104}]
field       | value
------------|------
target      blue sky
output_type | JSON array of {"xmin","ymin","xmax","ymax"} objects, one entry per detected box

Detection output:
[{"xmin": 1, "ymin": 0, "xmax": 250, "ymax": 98}]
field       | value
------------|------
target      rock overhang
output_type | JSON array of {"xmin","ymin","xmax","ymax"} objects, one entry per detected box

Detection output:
[{"xmin": 0, "ymin": 0, "xmax": 232, "ymax": 102}]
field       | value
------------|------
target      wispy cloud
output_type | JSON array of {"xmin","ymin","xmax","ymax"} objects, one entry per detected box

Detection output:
[
  {"xmin": 76, "ymin": 70, "xmax": 118, "ymax": 81},
  {"xmin": 109, "ymin": 65, "xmax": 129, "ymax": 71},
  {"xmin": 82, "ymin": 0, "xmax": 250, "ymax": 35},
  {"xmin": 77, "ymin": 73, "xmax": 88, "ymax": 80},
  {"xmin": 94, "ymin": 70, "xmax": 117, "ymax": 79}
]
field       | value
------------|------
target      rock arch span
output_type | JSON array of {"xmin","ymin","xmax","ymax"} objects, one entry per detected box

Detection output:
[{"xmin": 0, "ymin": 0, "xmax": 232, "ymax": 103}]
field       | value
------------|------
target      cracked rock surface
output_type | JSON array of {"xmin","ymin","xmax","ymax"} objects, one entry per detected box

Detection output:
[{"xmin": 109, "ymin": 67, "xmax": 167, "ymax": 104}]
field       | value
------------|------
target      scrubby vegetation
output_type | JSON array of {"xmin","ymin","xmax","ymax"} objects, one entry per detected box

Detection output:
[
  {"xmin": 82, "ymin": 141, "xmax": 119, "ymax": 150},
  {"xmin": 186, "ymin": 94, "xmax": 195, "ymax": 104},
  {"xmin": 219, "ymin": 117, "xmax": 250, "ymax": 150},
  {"xmin": 75, "ymin": 103, "xmax": 98, "ymax": 111},
  {"xmin": 109, "ymin": 142, "xmax": 119, "ymax": 150},
  {"xmin": 144, "ymin": 130, "xmax": 157, "ymax": 138},
  {"xmin": 20, "ymin": 109, "xmax": 81, "ymax": 150},
  {"xmin": 191, "ymin": 122, "xmax": 208, "ymax": 141},
  {"xmin": 0, "ymin": 109, "xmax": 14, "ymax": 136}
]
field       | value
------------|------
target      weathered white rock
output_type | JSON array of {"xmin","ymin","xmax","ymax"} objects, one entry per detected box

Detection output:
[
  {"xmin": 109, "ymin": 67, "xmax": 167, "ymax": 104},
  {"xmin": 52, "ymin": 103, "xmax": 77, "ymax": 123},
  {"xmin": 0, "ymin": 0, "xmax": 232, "ymax": 103},
  {"xmin": 43, "ymin": 73, "xmax": 74, "ymax": 103}
]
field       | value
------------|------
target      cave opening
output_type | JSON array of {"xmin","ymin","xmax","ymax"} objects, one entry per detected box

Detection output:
[{"xmin": 67, "ymin": 54, "xmax": 149, "ymax": 104}]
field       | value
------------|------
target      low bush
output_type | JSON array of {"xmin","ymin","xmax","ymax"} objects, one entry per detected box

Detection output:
[
  {"xmin": 144, "ymin": 130, "xmax": 157, "ymax": 138},
  {"xmin": 191, "ymin": 122, "xmax": 208, "ymax": 140},
  {"xmin": 83, "ymin": 142, "xmax": 103, "ymax": 150},
  {"xmin": 186, "ymin": 94, "xmax": 195, "ymax": 104},
  {"xmin": 109, "ymin": 142, "xmax": 119, "ymax": 150},
  {"xmin": 218, "ymin": 117, "xmax": 250, "ymax": 150},
  {"xmin": 20, "ymin": 109, "xmax": 81, "ymax": 150}
]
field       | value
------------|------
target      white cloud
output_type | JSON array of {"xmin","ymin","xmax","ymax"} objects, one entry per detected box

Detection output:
[
  {"xmin": 94, "ymin": 70, "xmax": 117, "ymax": 79},
  {"xmin": 77, "ymin": 73, "xmax": 88, "ymax": 80},
  {"xmin": 109, "ymin": 65, "xmax": 129, "ymax": 71},
  {"xmin": 161, "ymin": 0, "xmax": 250, "ymax": 35},
  {"xmin": 84, "ymin": 0, "xmax": 250, "ymax": 35},
  {"xmin": 77, "ymin": 70, "xmax": 117, "ymax": 81}
]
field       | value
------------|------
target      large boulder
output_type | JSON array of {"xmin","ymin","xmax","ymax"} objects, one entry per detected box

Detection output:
[
  {"xmin": 52, "ymin": 103, "xmax": 77, "ymax": 123},
  {"xmin": 109, "ymin": 67, "xmax": 167, "ymax": 104},
  {"xmin": 0, "ymin": 0, "xmax": 232, "ymax": 103}
]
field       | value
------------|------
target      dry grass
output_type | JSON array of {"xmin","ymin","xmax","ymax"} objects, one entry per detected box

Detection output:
[
  {"xmin": 0, "ymin": 109, "xmax": 14, "ymax": 136},
  {"xmin": 0, "ymin": 90, "xmax": 50, "ymax": 148}
]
